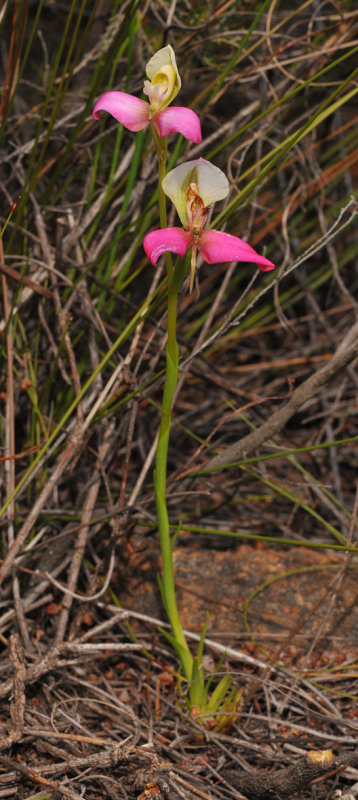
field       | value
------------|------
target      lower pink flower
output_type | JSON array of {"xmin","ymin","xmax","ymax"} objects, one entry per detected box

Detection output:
[{"xmin": 143, "ymin": 159, "xmax": 275, "ymax": 289}]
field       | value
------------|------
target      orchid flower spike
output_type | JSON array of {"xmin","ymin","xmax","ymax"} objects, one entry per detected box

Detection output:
[
  {"xmin": 93, "ymin": 45, "xmax": 202, "ymax": 143},
  {"xmin": 143, "ymin": 158, "xmax": 275, "ymax": 290}
]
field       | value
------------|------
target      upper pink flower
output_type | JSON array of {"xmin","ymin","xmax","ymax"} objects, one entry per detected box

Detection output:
[
  {"xmin": 143, "ymin": 158, "xmax": 275, "ymax": 290},
  {"xmin": 93, "ymin": 45, "xmax": 202, "ymax": 143}
]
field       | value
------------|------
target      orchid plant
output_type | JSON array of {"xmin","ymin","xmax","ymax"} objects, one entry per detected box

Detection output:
[{"xmin": 94, "ymin": 45, "xmax": 275, "ymax": 727}]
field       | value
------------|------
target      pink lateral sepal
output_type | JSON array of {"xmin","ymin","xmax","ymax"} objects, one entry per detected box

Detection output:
[
  {"xmin": 143, "ymin": 228, "xmax": 191, "ymax": 264},
  {"xmin": 93, "ymin": 91, "xmax": 150, "ymax": 132},
  {"xmin": 153, "ymin": 107, "xmax": 202, "ymax": 143},
  {"xmin": 198, "ymin": 230, "xmax": 275, "ymax": 271}
]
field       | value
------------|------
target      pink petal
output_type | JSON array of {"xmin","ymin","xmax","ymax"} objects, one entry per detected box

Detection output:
[
  {"xmin": 152, "ymin": 107, "xmax": 202, "ymax": 142},
  {"xmin": 198, "ymin": 230, "xmax": 275, "ymax": 271},
  {"xmin": 93, "ymin": 91, "xmax": 150, "ymax": 132},
  {"xmin": 143, "ymin": 228, "xmax": 192, "ymax": 264}
]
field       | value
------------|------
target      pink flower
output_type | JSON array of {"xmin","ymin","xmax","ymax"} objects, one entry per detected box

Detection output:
[
  {"xmin": 143, "ymin": 159, "xmax": 275, "ymax": 290},
  {"xmin": 93, "ymin": 45, "xmax": 202, "ymax": 143}
]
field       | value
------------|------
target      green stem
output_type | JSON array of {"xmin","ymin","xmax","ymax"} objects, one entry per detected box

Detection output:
[
  {"xmin": 151, "ymin": 128, "xmax": 174, "ymax": 283},
  {"xmin": 151, "ymin": 126, "xmax": 192, "ymax": 680},
  {"xmin": 154, "ymin": 287, "xmax": 192, "ymax": 681}
]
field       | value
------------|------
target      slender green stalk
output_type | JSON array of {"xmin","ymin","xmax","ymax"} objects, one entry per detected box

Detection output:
[
  {"xmin": 151, "ymin": 129, "xmax": 193, "ymax": 680},
  {"xmin": 152, "ymin": 129, "xmax": 174, "ymax": 283}
]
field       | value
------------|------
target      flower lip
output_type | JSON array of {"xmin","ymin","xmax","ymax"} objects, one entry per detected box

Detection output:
[
  {"xmin": 186, "ymin": 183, "xmax": 208, "ymax": 232},
  {"xmin": 144, "ymin": 65, "xmax": 177, "ymax": 110}
]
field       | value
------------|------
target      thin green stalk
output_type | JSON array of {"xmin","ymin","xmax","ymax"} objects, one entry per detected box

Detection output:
[
  {"xmin": 154, "ymin": 288, "xmax": 193, "ymax": 680},
  {"xmin": 152, "ymin": 129, "xmax": 174, "ymax": 283},
  {"xmin": 151, "ymin": 126, "xmax": 192, "ymax": 679}
]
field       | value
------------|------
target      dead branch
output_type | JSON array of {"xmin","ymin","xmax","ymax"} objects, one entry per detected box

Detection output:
[
  {"xmin": 0, "ymin": 635, "xmax": 139, "ymax": 701},
  {"xmin": 0, "ymin": 634, "xmax": 25, "ymax": 750},
  {"xmin": 224, "ymin": 750, "xmax": 358, "ymax": 799},
  {"xmin": 205, "ymin": 319, "xmax": 358, "ymax": 470}
]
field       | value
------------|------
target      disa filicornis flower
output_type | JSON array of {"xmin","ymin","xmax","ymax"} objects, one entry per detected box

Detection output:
[
  {"xmin": 143, "ymin": 158, "xmax": 275, "ymax": 290},
  {"xmin": 93, "ymin": 45, "xmax": 202, "ymax": 143}
]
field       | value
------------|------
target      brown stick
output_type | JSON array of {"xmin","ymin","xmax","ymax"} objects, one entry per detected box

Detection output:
[
  {"xmin": 0, "ymin": 754, "xmax": 84, "ymax": 800},
  {"xmin": 224, "ymin": 749, "xmax": 358, "ymax": 799},
  {"xmin": 0, "ymin": 441, "xmax": 75, "ymax": 586},
  {"xmin": 0, "ymin": 635, "xmax": 26, "ymax": 750},
  {"xmin": 205, "ymin": 319, "xmax": 358, "ymax": 470},
  {"xmin": 0, "ymin": 260, "xmax": 53, "ymax": 298}
]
